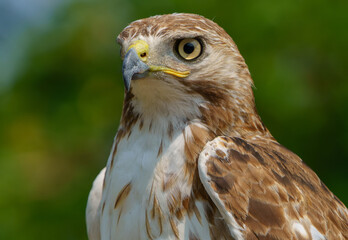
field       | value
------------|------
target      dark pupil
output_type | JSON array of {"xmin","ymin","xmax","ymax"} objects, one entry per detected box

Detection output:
[{"xmin": 183, "ymin": 42, "xmax": 195, "ymax": 54}]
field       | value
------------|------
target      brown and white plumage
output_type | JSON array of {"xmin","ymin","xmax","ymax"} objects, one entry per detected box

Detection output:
[
  {"xmin": 86, "ymin": 13, "xmax": 348, "ymax": 239},
  {"xmin": 86, "ymin": 168, "xmax": 105, "ymax": 240}
]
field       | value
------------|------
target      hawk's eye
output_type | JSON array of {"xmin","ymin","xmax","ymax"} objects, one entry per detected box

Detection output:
[{"xmin": 176, "ymin": 38, "xmax": 202, "ymax": 60}]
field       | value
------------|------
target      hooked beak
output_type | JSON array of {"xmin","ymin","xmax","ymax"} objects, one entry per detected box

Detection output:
[
  {"xmin": 122, "ymin": 40, "xmax": 190, "ymax": 92},
  {"xmin": 122, "ymin": 47, "xmax": 149, "ymax": 92}
]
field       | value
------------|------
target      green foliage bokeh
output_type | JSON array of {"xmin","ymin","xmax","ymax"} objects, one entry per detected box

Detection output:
[{"xmin": 0, "ymin": 0, "xmax": 347, "ymax": 239}]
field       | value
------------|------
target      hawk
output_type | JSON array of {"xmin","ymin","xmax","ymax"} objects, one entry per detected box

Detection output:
[{"xmin": 86, "ymin": 13, "xmax": 348, "ymax": 240}]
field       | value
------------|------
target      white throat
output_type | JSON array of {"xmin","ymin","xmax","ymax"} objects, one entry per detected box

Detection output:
[{"xmin": 130, "ymin": 77, "xmax": 204, "ymax": 130}]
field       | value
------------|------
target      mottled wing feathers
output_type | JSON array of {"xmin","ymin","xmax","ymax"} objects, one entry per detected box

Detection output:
[{"xmin": 198, "ymin": 136, "xmax": 348, "ymax": 240}]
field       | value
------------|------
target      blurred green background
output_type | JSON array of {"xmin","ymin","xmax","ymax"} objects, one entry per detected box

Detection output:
[{"xmin": 0, "ymin": 0, "xmax": 347, "ymax": 239}]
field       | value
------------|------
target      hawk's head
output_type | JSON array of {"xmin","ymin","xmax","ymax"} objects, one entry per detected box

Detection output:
[{"xmin": 117, "ymin": 13, "xmax": 268, "ymax": 137}]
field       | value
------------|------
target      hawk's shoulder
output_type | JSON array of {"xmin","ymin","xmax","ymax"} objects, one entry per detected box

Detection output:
[{"xmin": 198, "ymin": 136, "xmax": 348, "ymax": 240}]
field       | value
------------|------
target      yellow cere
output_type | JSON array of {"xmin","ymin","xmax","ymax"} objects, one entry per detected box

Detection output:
[{"xmin": 127, "ymin": 40, "xmax": 149, "ymax": 61}]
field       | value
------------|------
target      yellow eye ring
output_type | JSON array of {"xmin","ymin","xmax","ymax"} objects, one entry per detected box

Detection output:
[{"xmin": 176, "ymin": 38, "xmax": 202, "ymax": 60}]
